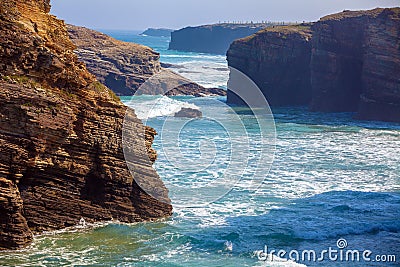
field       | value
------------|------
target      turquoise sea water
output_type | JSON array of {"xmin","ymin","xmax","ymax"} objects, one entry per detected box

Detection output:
[{"xmin": 0, "ymin": 32, "xmax": 399, "ymax": 267}]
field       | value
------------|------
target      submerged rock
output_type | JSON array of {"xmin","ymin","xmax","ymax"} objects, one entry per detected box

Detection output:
[{"xmin": 174, "ymin": 108, "xmax": 203, "ymax": 118}]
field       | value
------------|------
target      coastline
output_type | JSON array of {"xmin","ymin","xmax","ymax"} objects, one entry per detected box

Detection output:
[{"xmin": 1, "ymin": 1, "xmax": 399, "ymax": 266}]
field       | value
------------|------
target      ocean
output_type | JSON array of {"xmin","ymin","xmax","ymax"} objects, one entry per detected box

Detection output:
[{"xmin": 0, "ymin": 32, "xmax": 399, "ymax": 267}]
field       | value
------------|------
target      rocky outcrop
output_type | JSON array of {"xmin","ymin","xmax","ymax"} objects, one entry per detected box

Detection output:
[
  {"xmin": 141, "ymin": 28, "xmax": 173, "ymax": 37},
  {"xmin": 167, "ymin": 83, "xmax": 226, "ymax": 97},
  {"xmin": 144, "ymin": 126, "xmax": 158, "ymax": 163},
  {"xmin": 0, "ymin": 0, "xmax": 172, "ymax": 250},
  {"xmin": 68, "ymin": 25, "xmax": 226, "ymax": 97},
  {"xmin": 227, "ymin": 24, "xmax": 312, "ymax": 106},
  {"xmin": 169, "ymin": 23, "xmax": 278, "ymax": 55},
  {"xmin": 311, "ymin": 8, "xmax": 400, "ymax": 122},
  {"xmin": 67, "ymin": 24, "xmax": 161, "ymax": 96},
  {"xmin": 0, "ymin": 177, "xmax": 32, "ymax": 249},
  {"xmin": 227, "ymin": 8, "xmax": 400, "ymax": 122},
  {"xmin": 174, "ymin": 108, "xmax": 203, "ymax": 118}
]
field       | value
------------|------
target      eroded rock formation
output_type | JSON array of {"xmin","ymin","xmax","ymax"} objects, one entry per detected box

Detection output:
[
  {"xmin": 67, "ymin": 24, "xmax": 161, "ymax": 96},
  {"xmin": 311, "ymin": 8, "xmax": 400, "ymax": 122},
  {"xmin": 227, "ymin": 8, "xmax": 400, "ymax": 122},
  {"xmin": 0, "ymin": 0, "xmax": 172, "ymax": 250},
  {"xmin": 68, "ymin": 25, "xmax": 226, "ymax": 97},
  {"xmin": 227, "ymin": 24, "xmax": 313, "ymax": 106}
]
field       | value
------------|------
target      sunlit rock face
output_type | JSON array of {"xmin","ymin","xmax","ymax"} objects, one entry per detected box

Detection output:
[{"xmin": 0, "ymin": 0, "xmax": 172, "ymax": 250}]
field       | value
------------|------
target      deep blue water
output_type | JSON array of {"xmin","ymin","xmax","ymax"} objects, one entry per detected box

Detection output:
[{"xmin": 0, "ymin": 31, "xmax": 399, "ymax": 267}]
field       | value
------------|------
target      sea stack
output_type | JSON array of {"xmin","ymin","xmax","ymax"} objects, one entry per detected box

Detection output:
[{"xmin": 0, "ymin": 0, "xmax": 172, "ymax": 250}]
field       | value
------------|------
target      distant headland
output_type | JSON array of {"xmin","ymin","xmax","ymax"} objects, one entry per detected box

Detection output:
[
  {"xmin": 141, "ymin": 28, "xmax": 173, "ymax": 37},
  {"xmin": 169, "ymin": 22, "xmax": 289, "ymax": 54}
]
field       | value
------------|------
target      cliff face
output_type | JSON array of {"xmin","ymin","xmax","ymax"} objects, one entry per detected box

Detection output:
[
  {"xmin": 67, "ymin": 25, "xmax": 162, "ymax": 96},
  {"xmin": 227, "ymin": 25, "xmax": 312, "ymax": 106},
  {"xmin": 311, "ymin": 8, "xmax": 400, "ymax": 121},
  {"xmin": 310, "ymin": 12, "xmax": 367, "ymax": 112},
  {"xmin": 227, "ymin": 8, "xmax": 400, "ymax": 122},
  {"xmin": 169, "ymin": 23, "xmax": 275, "ymax": 55},
  {"xmin": 68, "ymin": 25, "xmax": 226, "ymax": 97},
  {"xmin": 0, "ymin": 0, "xmax": 172, "ymax": 250}
]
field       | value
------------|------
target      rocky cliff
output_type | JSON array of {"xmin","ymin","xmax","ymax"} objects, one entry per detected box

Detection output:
[
  {"xmin": 0, "ymin": 0, "xmax": 172, "ymax": 250},
  {"xmin": 227, "ymin": 8, "xmax": 400, "ymax": 122},
  {"xmin": 67, "ymin": 25, "xmax": 162, "ymax": 96},
  {"xmin": 68, "ymin": 25, "xmax": 226, "ymax": 97},
  {"xmin": 311, "ymin": 8, "xmax": 400, "ymax": 122},
  {"xmin": 227, "ymin": 24, "xmax": 312, "ymax": 106},
  {"xmin": 169, "ymin": 23, "xmax": 277, "ymax": 55}
]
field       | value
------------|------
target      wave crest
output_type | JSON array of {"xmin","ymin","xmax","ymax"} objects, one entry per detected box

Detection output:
[{"xmin": 124, "ymin": 95, "xmax": 200, "ymax": 120}]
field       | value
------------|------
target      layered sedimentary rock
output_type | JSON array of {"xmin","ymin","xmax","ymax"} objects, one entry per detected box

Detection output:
[
  {"xmin": 227, "ymin": 8, "xmax": 400, "ymax": 122},
  {"xmin": 311, "ymin": 8, "xmax": 400, "ymax": 122},
  {"xmin": 227, "ymin": 24, "xmax": 312, "ymax": 106},
  {"xmin": 0, "ymin": 0, "xmax": 172, "ymax": 250},
  {"xmin": 169, "ymin": 23, "xmax": 277, "ymax": 55},
  {"xmin": 67, "ymin": 24, "xmax": 161, "ymax": 96},
  {"xmin": 68, "ymin": 25, "xmax": 225, "ymax": 97},
  {"xmin": 0, "ymin": 177, "xmax": 32, "ymax": 249}
]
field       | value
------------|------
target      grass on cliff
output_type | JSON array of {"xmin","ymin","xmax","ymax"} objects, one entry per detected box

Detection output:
[
  {"xmin": 1, "ymin": 75, "xmax": 42, "ymax": 89},
  {"xmin": 89, "ymin": 81, "xmax": 120, "ymax": 102},
  {"xmin": 239, "ymin": 23, "xmax": 312, "ymax": 42},
  {"xmin": 1, "ymin": 75, "xmax": 120, "ymax": 103}
]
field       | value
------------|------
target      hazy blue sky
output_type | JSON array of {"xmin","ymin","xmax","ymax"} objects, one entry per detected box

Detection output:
[{"xmin": 51, "ymin": 0, "xmax": 399, "ymax": 31}]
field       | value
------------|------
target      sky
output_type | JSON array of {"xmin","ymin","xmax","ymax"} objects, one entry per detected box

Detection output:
[{"xmin": 51, "ymin": 0, "xmax": 400, "ymax": 31}]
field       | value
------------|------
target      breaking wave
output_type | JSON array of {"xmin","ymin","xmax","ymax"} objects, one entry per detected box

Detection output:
[{"xmin": 123, "ymin": 95, "xmax": 200, "ymax": 120}]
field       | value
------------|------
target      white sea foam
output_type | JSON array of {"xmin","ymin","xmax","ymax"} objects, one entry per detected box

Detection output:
[
  {"xmin": 165, "ymin": 61, "xmax": 229, "ymax": 88},
  {"xmin": 37, "ymin": 220, "xmax": 115, "ymax": 236},
  {"xmin": 125, "ymin": 95, "xmax": 200, "ymax": 120},
  {"xmin": 252, "ymin": 252, "xmax": 308, "ymax": 267},
  {"xmin": 162, "ymin": 54, "xmax": 226, "ymax": 60}
]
